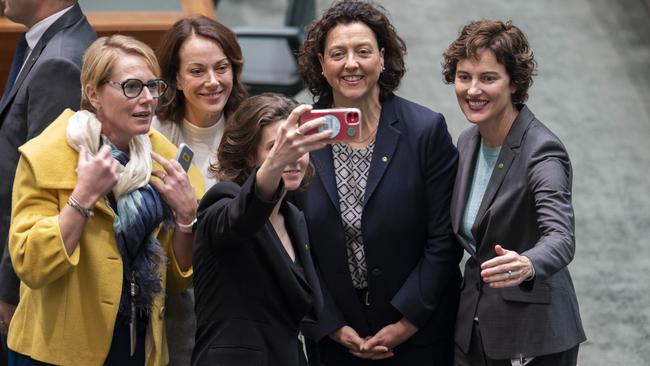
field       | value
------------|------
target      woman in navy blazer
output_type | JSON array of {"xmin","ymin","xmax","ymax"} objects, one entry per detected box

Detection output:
[
  {"xmin": 192, "ymin": 94, "xmax": 330, "ymax": 366},
  {"xmin": 443, "ymin": 20, "xmax": 586, "ymax": 365},
  {"xmin": 296, "ymin": 1, "xmax": 462, "ymax": 364}
]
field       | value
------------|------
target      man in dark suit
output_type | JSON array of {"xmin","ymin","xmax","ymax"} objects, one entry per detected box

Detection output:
[{"xmin": 0, "ymin": 0, "xmax": 96, "ymax": 361}]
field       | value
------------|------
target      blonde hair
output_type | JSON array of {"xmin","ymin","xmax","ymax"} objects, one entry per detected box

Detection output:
[{"xmin": 80, "ymin": 35, "xmax": 161, "ymax": 112}]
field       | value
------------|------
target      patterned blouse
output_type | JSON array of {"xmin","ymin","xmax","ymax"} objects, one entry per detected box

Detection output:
[{"xmin": 332, "ymin": 142, "xmax": 375, "ymax": 290}]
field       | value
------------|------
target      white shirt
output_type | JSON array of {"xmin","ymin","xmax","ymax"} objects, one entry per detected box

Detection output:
[
  {"xmin": 179, "ymin": 117, "xmax": 225, "ymax": 190},
  {"xmin": 150, "ymin": 115, "xmax": 226, "ymax": 190},
  {"xmin": 20, "ymin": 5, "xmax": 74, "ymax": 73}
]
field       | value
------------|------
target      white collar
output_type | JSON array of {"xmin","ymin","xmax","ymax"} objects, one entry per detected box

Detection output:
[{"xmin": 25, "ymin": 5, "xmax": 74, "ymax": 50}]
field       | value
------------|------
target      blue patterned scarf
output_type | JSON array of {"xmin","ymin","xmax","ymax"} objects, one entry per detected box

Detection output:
[{"xmin": 109, "ymin": 143, "xmax": 171, "ymax": 316}]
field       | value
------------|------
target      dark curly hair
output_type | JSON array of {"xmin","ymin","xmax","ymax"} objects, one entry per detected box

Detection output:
[
  {"xmin": 298, "ymin": 0, "xmax": 406, "ymax": 106},
  {"xmin": 155, "ymin": 16, "xmax": 248, "ymax": 123},
  {"xmin": 442, "ymin": 20, "xmax": 537, "ymax": 105},
  {"xmin": 211, "ymin": 93, "xmax": 315, "ymax": 189}
]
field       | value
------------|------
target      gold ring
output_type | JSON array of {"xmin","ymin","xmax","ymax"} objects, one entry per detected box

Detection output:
[{"xmin": 507, "ymin": 269, "xmax": 513, "ymax": 277}]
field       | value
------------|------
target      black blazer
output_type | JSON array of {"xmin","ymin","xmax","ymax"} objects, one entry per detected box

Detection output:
[
  {"xmin": 451, "ymin": 105, "xmax": 586, "ymax": 359},
  {"xmin": 0, "ymin": 3, "xmax": 96, "ymax": 304},
  {"xmin": 192, "ymin": 173, "xmax": 323, "ymax": 366},
  {"xmin": 296, "ymin": 95, "xmax": 462, "ymax": 365}
]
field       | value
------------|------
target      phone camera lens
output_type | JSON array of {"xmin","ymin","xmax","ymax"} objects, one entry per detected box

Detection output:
[{"xmin": 347, "ymin": 112, "xmax": 359, "ymax": 123}]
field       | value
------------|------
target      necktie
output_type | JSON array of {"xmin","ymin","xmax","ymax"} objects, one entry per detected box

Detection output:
[{"xmin": 1, "ymin": 33, "xmax": 28, "ymax": 106}]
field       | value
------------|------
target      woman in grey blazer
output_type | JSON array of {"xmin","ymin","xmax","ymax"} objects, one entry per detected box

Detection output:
[{"xmin": 442, "ymin": 20, "xmax": 586, "ymax": 365}]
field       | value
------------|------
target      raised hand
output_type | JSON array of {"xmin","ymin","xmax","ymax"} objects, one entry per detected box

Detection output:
[
  {"xmin": 72, "ymin": 144, "xmax": 120, "ymax": 208},
  {"xmin": 262, "ymin": 105, "xmax": 330, "ymax": 173},
  {"xmin": 255, "ymin": 104, "xmax": 331, "ymax": 200},
  {"xmin": 150, "ymin": 151, "xmax": 197, "ymax": 225}
]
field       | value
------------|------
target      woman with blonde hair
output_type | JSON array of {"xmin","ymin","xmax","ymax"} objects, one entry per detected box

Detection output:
[{"xmin": 6, "ymin": 35, "xmax": 204, "ymax": 365}]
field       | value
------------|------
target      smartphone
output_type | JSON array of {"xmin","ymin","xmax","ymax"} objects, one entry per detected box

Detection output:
[
  {"xmin": 299, "ymin": 108, "xmax": 362, "ymax": 142},
  {"xmin": 175, "ymin": 143, "xmax": 194, "ymax": 172}
]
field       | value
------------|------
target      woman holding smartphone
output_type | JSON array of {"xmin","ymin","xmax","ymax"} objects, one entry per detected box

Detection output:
[
  {"xmin": 295, "ymin": 1, "xmax": 461, "ymax": 365},
  {"xmin": 6, "ymin": 35, "xmax": 203, "ymax": 365},
  {"xmin": 152, "ymin": 16, "xmax": 248, "ymax": 364},
  {"xmin": 154, "ymin": 15, "xmax": 247, "ymax": 190},
  {"xmin": 192, "ymin": 93, "xmax": 329, "ymax": 366}
]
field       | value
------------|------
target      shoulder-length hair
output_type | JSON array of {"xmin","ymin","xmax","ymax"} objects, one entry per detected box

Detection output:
[
  {"xmin": 211, "ymin": 93, "xmax": 314, "ymax": 188},
  {"xmin": 298, "ymin": 0, "xmax": 406, "ymax": 106},
  {"xmin": 442, "ymin": 19, "xmax": 537, "ymax": 105},
  {"xmin": 80, "ymin": 35, "xmax": 160, "ymax": 113},
  {"xmin": 155, "ymin": 15, "xmax": 248, "ymax": 123}
]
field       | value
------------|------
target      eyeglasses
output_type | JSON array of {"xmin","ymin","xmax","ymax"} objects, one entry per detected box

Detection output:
[{"xmin": 107, "ymin": 79, "xmax": 168, "ymax": 99}]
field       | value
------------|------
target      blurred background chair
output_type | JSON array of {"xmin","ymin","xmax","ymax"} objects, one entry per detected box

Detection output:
[{"xmin": 233, "ymin": 0, "xmax": 316, "ymax": 96}]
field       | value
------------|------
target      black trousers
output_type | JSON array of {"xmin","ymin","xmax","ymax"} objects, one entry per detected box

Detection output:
[{"xmin": 454, "ymin": 321, "xmax": 579, "ymax": 366}]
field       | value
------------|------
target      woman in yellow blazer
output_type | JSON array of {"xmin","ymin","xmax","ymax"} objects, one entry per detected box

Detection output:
[{"xmin": 7, "ymin": 35, "xmax": 204, "ymax": 366}]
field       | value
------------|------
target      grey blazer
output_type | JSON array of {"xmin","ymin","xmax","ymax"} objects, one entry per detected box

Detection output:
[
  {"xmin": 0, "ymin": 3, "xmax": 96, "ymax": 304},
  {"xmin": 451, "ymin": 105, "xmax": 586, "ymax": 360}
]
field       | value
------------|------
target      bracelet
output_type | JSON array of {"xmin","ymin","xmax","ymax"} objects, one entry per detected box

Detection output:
[
  {"xmin": 67, "ymin": 195, "xmax": 94, "ymax": 218},
  {"xmin": 176, "ymin": 217, "xmax": 197, "ymax": 234}
]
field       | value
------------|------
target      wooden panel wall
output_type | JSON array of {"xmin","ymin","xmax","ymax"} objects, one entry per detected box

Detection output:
[{"xmin": 0, "ymin": 0, "xmax": 215, "ymax": 92}]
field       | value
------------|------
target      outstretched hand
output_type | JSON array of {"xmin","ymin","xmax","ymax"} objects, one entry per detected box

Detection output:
[{"xmin": 480, "ymin": 244, "xmax": 534, "ymax": 288}]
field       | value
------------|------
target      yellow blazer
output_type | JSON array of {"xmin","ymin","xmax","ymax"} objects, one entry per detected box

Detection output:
[{"xmin": 7, "ymin": 109, "xmax": 205, "ymax": 365}]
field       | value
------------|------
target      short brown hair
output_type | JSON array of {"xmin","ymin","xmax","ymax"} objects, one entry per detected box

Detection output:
[
  {"xmin": 212, "ymin": 93, "xmax": 315, "ymax": 188},
  {"xmin": 298, "ymin": 0, "xmax": 406, "ymax": 107},
  {"xmin": 155, "ymin": 16, "xmax": 247, "ymax": 123},
  {"xmin": 80, "ymin": 35, "xmax": 160, "ymax": 113},
  {"xmin": 442, "ymin": 20, "xmax": 537, "ymax": 105}
]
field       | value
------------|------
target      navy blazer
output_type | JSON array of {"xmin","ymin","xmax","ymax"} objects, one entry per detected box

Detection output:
[
  {"xmin": 451, "ymin": 105, "xmax": 586, "ymax": 359},
  {"xmin": 0, "ymin": 3, "xmax": 96, "ymax": 304},
  {"xmin": 297, "ymin": 95, "xmax": 462, "ymax": 364},
  {"xmin": 192, "ymin": 173, "xmax": 323, "ymax": 366}
]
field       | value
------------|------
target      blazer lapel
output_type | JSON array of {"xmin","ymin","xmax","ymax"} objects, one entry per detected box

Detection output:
[
  {"xmin": 471, "ymin": 145, "xmax": 515, "ymax": 242},
  {"xmin": 364, "ymin": 100, "xmax": 400, "ymax": 207},
  {"xmin": 284, "ymin": 205, "xmax": 324, "ymax": 315},
  {"xmin": 0, "ymin": 4, "xmax": 84, "ymax": 115},
  {"xmin": 472, "ymin": 106, "xmax": 534, "ymax": 242},
  {"xmin": 311, "ymin": 146, "xmax": 340, "ymax": 213},
  {"xmin": 281, "ymin": 205, "xmax": 309, "ymax": 285},
  {"xmin": 451, "ymin": 127, "xmax": 480, "ymax": 255}
]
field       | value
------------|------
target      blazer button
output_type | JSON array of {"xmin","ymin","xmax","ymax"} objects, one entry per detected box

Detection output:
[
  {"xmin": 159, "ymin": 306, "xmax": 165, "ymax": 319},
  {"xmin": 371, "ymin": 268, "xmax": 382, "ymax": 277}
]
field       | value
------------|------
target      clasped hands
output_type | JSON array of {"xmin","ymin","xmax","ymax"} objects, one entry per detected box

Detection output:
[{"xmin": 330, "ymin": 317, "xmax": 417, "ymax": 360}]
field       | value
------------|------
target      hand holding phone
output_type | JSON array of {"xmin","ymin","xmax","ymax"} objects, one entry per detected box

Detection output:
[
  {"xmin": 299, "ymin": 108, "xmax": 362, "ymax": 142},
  {"xmin": 175, "ymin": 143, "xmax": 194, "ymax": 172}
]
